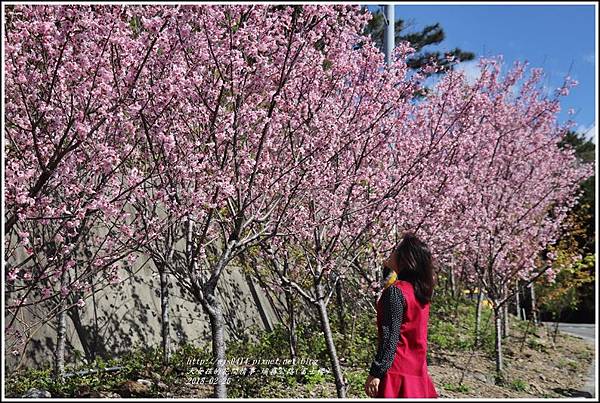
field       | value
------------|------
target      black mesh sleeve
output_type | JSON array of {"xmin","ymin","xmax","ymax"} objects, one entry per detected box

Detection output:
[{"xmin": 369, "ymin": 285, "xmax": 406, "ymax": 379}]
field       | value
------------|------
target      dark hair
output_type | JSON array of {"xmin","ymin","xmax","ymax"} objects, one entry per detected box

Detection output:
[{"xmin": 394, "ymin": 232, "xmax": 436, "ymax": 305}]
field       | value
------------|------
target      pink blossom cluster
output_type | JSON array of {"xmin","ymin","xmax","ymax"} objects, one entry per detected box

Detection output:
[{"xmin": 4, "ymin": 5, "xmax": 592, "ymax": 342}]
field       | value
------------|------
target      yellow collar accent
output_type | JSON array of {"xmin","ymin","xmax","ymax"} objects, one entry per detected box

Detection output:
[{"xmin": 383, "ymin": 271, "xmax": 398, "ymax": 288}]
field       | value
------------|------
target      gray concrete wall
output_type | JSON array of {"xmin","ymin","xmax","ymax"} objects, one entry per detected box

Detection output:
[{"xmin": 5, "ymin": 255, "xmax": 285, "ymax": 372}]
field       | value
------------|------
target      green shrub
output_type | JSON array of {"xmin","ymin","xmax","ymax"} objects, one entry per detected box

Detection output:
[
  {"xmin": 343, "ymin": 369, "xmax": 367, "ymax": 396},
  {"xmin": 427, "ymin": 292, "xmax": 496, "ymax": 354},
  {"xmin": 527, "ymin": 338, "xmax": 548, "ymax": 353},
  {"xmin": 443, "ymin": 382, "xmax": 470, "ymax": 393},
  {"xmin": 6, "ymin": 289, "xmax": 543, "ymax": 398},
  {"xmin": 510, "ymin": 378, "xmax": 528, "ymax": 392},
  {"xmin": 302, "ymin": 367, "xmax": 326, "ymax": 386}
]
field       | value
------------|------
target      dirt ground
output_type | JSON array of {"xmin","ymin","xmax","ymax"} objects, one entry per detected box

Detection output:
[
  {"xmin": 119, "ymin": 323, "xmax": 596, "ymax": 398},
  {"xmin": 429, "ymin": 324, "xmax": 595, "ymax": 398}
]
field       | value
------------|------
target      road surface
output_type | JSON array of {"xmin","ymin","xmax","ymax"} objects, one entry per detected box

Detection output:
[{"xmin": 543, "ymin": 322, "xmax": 596, "ymax": 398}]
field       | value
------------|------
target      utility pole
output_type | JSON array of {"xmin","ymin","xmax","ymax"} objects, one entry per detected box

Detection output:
[{"xmin": 383, "ymin": 4, "xmax": 395, "ymax": 66}]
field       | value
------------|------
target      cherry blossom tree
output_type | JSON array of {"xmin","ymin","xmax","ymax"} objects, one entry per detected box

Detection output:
[
  {"xmin": 421, "ymin": 58, "xmax": 593, "ymax": 379},
  {"xmin": 4, "ymin": 4, "xmax": 592, "ymax": 397},
  {"xmin": 245, "ymin": 39, "xmax": 465, "ymax": 395},
  {"xmin": 4, "ymin": 4, "xmax": 173, "ymax": 379},
  {"xmin": 332, "ymin": 57, "xmax": 592, "ymax": 383},
  {"xmin": 116, "ymin": 4, "xmax": 409, "ymax": 398}
]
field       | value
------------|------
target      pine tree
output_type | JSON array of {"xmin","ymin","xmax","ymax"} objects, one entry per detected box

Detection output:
[{"xmin": 362, "ymin": 7, "xmax": 475, "ymax": 76}]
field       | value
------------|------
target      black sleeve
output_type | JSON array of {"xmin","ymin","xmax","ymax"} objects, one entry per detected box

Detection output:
[{"xmin": 369, "ymin": 286, "xmax": 406, "ymax": 379}]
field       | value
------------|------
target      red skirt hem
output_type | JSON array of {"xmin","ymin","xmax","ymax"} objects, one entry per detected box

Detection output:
[{"xmin": 377, "ymin": 371, "xmax": 438, "ymax": 398}]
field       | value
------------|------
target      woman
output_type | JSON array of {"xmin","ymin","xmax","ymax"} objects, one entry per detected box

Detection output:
[{"xmin": 364, "ymin": 232, "xmax": 438, "ymax": 398}]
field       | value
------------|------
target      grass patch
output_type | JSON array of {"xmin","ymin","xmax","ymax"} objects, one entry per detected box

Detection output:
[
  {"xmin": 428, "ymin": 293, "xmax": 496, "ymax": 354},
  {"xmin": 6, "ymin": 290, "xmax": 573, "ymax": 398},
  {"xmin": 443, "ymin": 382, "xmax": 471, "ymax": 393},
  {"xmin": 510, "ymin": 378, "xmax": 528, "ymax": 392},
  {"xmin": 6, "ymin": 345, "xmax": 179, "ymax": 398}
]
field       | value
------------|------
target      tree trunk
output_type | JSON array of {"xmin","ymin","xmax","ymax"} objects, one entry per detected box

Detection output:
[
  {"xmin": 201, "ymin": 294, "xmax": 228, "ymax": 398},
  {"xmin": 186, "ymin": 215, "xmax": 227, "ymax": 397},
  {"xmin": 493, "ymin": 306, "xmax": 504, "ymax": 383},
  {"xmin": 519, "ymin": 316, "xmax": 531, "ymax": 351},
  {"xmin": 502, "ymin": 283, "xmax": 509, "ymax": 337},
  {"xmin": 67, "ymin": 303, "xmax": 93, "ymax": 363},
  {"xmin": 514, "ymin": 279, "xmax": 521, "ymax": 320},
  {"xmin": 90, "ymin": 274, "xmax": 102, "ymax": 360},
  {"xmin": 553, "ymin": 316, "xmax": 560, "ymax": 343},
  {"xmin": 529, "ymin": 284, "xmax": 538, "ymax": 325},
  {"xmin": 335, "ymin": 278, "xmax": 346, "ymax": 335},
  {"xmin": 475, "ymin": 288, "xmax": 484, "ymax": 346},
  {"xmin": 449, "ymin": 266, "xmax": 456, "ymax": 298},
  {"xmin": 347, "ymin": 312, "xmax": 357, "ymax": 355},
  {"xmin": 159, "ymin": 263, "xmax": 171, "ymax": 366},
  {"xmin": 285, "ymin": 287, "xmax": 298, "ymax": 359},
  {"xmin": 316, "ymin": 285, "xmax": 346, "ymax": 398},
  {"xmin": 502, "ymin": 303, "xmax": 509, "ymax": 337},
  {"xmin": 54, "ymin": 270, "xmax": 68, "ymax": 381}
]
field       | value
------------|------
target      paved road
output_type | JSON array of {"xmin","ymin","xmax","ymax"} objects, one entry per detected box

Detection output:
[
  {"xmin": 543, "ymin": 322, "xmax": 596, "ymax": 398},
  {"xmin": 543, "ymin": 322, "xmax": 595, "ymax": 341}
]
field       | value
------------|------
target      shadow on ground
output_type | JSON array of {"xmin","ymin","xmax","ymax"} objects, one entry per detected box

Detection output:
[{"xmin": 553, "ymin": 387, "xmax": 592, "ymax": 398}]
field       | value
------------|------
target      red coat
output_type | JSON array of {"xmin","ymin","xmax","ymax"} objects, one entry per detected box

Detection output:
[{"xmin": 376, "ymin": 279, "xmax": 438, "ymax": 398}]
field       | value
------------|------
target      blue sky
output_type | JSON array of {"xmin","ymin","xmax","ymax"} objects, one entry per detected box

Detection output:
[{"xmin": 365, "ymin": 3, "xmax": 596, "ymax": 143}]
